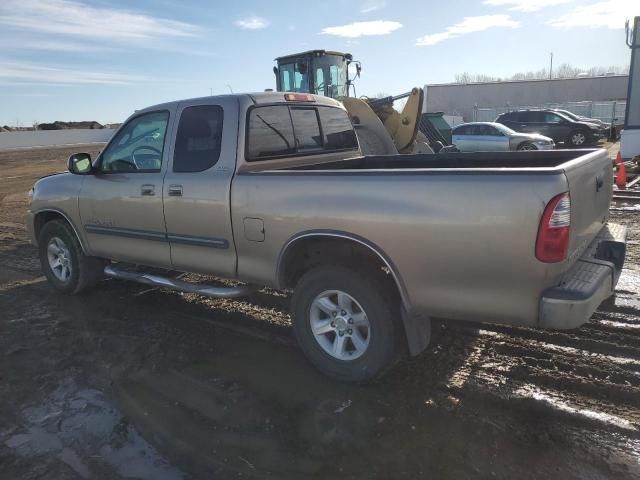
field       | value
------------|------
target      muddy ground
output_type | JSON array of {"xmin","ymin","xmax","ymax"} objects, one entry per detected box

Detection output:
[{"xmin": 1, "ymin": 145, "xmax": 639, "ymax": 479}]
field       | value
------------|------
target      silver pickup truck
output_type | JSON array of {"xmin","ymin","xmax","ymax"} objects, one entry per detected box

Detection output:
[{"xmin": 28, "ymin": 92, "xmax": 626, "ymax": 382}]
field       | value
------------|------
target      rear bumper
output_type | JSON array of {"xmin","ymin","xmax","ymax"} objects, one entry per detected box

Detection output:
[{"xmin": 539, "ymin": 223, "xmax": 626, "ymax": 329}]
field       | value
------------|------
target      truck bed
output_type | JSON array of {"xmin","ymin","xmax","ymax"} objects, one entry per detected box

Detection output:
[
  {"xmin": 284, "ymin": 149, "xmax": 601, "ymax": 172},
  {"xmin": 235, "ymin": 147, "xmax": 613, "ymax": 329}
]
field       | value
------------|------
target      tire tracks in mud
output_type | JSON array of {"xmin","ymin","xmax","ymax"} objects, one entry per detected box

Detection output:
[{"xmin": 440, "ymin": 270, "xmax": 640, "ymax": 465}]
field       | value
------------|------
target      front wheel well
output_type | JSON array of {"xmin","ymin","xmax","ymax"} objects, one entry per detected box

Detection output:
[{"xmin": 33, "ymin": 211, "xmax": 83, "ymax": 250}]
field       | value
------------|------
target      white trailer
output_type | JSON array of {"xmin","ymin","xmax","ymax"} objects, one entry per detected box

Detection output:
[{"xmin": 621, "ymin": 16, "xmax": 640, "ymax": 160}]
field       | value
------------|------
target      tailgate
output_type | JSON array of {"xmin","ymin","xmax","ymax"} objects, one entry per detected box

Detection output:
[{"xmin": 563, "ymin": 149, "xmax": 612, "ymax": 263}]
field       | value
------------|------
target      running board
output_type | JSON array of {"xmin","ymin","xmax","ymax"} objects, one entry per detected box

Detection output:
[{"xmin": 104, "ymin": 265, "xmax": 254, "ymax": 299}]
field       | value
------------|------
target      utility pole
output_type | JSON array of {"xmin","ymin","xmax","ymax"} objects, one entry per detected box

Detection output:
[
  {"xmin": 209, "ymin": 88, "xmax": 213, "ymax": 96},
  {"xmin": 549, "ymin": 52, "xmax": 553, "ymax": 80}
]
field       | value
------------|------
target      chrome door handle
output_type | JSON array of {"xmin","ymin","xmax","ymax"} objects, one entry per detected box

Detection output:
[
  {"xmin": 141, "ymin": 184, "xmax": 155, "ymax": 196},
  {"xmin": 168, "ymin": 184, "xmax": 183, "ymax": 197}
]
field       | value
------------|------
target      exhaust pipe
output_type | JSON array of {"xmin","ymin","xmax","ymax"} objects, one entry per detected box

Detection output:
[{"xmin": 104, "ymin": 265, "xmax": 254, "ymax": 299}]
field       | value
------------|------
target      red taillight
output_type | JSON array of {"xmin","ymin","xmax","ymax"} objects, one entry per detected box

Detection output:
[
  {"xmin": 536, "ymin": 192, "xmax": 571, "ymax": 263},
  {"xmin": 284, "ymin": 93, "xmax": 315, "ymax": 102}
]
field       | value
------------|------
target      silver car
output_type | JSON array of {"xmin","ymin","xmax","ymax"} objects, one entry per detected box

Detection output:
[{"xmin": 452, "ymin": 122, "xmax": 555, "ymax": 152}]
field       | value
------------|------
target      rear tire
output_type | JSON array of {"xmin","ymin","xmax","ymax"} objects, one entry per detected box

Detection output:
[
  {"xmin": 38, "ymin": 220, "xmax": 105, "ymax": 294},
  {"xmin": 291, "ymin": 265, "xmax": 401, "ymax": 382},
  {"xmin": 567, "ymin": 130, "xmax": 588, "ymax": 147}
]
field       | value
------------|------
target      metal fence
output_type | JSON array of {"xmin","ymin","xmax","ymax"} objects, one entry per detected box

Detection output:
[
  {"xmin": 0, "ymin": 129, "xmax": 114, "ymax": 151},
  {"xmin": 474, "ymin": 100, "xmax": 626, "ymax": 124}
]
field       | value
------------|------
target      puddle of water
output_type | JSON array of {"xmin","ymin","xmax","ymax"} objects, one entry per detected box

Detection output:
[{"xmin": 2, "ymin": 378, "xmax": 183, "ymax": 480}]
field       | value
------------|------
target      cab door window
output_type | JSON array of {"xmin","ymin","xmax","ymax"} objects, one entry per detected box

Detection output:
[
  {"xmin": 173, "ymin": 105, "xmax": 223, "ymax": 172},
  {"xmin": 99, "ymin": 111, "xmax": 169, "ymax": 173},
  {"xmin": 485, "ymin": 125, "xmax": 502, "ymax": 136},
  {"xmin": 544, "ymin": 113, "xmax": 563, "ymax": 124}
]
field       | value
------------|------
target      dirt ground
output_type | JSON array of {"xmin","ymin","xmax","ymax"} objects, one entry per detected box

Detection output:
[{"xmin": 1, "ymin": 144, "xmax": 639, "ymax": 479}]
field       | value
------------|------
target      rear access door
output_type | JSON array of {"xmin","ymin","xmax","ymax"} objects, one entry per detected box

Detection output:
[
  {"xmin": 162, "ymin": 96, "xmax": 239, "ymax": 277},
  {"xmin": 563, "ymin": 149, "xmax": 613, "ymax": 262}
]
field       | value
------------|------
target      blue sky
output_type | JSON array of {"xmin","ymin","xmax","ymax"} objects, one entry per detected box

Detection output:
[{"xmin": 0, "ymin": 0, "xmax": 637, "ymax": 125}]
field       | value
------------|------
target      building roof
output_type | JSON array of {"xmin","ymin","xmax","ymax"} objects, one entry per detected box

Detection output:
[{"xmin": 426, "ymin": 74, "xmax": 629, "ymax": 88}]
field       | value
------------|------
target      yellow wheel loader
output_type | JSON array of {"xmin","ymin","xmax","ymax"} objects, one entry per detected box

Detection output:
[{"xmin": 273, "ymin": 50, "xmax": 434, "ymax": 155}]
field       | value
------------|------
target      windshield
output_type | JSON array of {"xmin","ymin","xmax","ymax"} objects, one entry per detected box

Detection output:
[
  {"xmin": 557, "ymin": 110, "xmax": 579, "ymax": 121},
  {"xmin": 493, "ymin": 122, "xmax": 516, "ymax": 135},
  {"xmin": 311, "ymin": 54, "xmax": 348, "ymax": 98},
  {"xmin": 278, "ymin": 61, "xmax": 310, "ymax": 93}
]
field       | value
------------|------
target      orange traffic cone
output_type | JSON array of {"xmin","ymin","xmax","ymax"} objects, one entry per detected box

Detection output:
[{"xmin": 615, "ymin": 151, "xmax": 627, "ymax": 190}]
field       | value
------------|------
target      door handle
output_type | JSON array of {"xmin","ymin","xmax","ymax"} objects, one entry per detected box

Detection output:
[
  {"xmin": 168, "ymin": 184, "xmax": 183, "ymax": 197},
  {"xmin": 141, "ymin": 184, "xmax": 155, "ymax": 196}
]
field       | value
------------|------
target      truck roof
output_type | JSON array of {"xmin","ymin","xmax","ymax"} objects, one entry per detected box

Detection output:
[
  {"xmin": 275, "ymin": 50, "xmax": 352, "ymax": 61},
  {"xmin": 135, "ymin": 92, "xmax": 343, "ymax": 115}
]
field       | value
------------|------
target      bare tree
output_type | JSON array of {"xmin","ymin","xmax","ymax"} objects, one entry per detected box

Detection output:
[{"xmin": 454, "ymin": 64, "xmax": 629, "ymax": 83}]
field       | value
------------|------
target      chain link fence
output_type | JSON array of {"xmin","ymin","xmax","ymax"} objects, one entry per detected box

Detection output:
[{"xmin": 474, "ymin": 100, "xmax": 626, "ymax": 124}]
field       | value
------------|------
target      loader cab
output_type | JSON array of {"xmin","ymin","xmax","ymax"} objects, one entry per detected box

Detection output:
[{"xmin": 274, "ymin": 50, "xmax": 360, "ymax": 99}]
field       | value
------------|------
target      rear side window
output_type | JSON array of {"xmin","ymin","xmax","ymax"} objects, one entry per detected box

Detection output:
[
  {"xmin": 246, "ymin": 105, "xmax": 357, "ymax": 161},
  {"xmin": 247, "ymin": 106, "xmax": 296, "ymax": 159},
  {"xmin": 527, "ymin": 111, "xmax": 546, "ymax": 122},
  {"xmin": 174, "ymin": 105, "xmax": 223, "ymax": 172},
  {"xmin": 504, "ymin": 111, "xmax": 524, "ymax": 122},
  {"xmin": 453, "ymin": 125, "xmax": 468, "ymax": 135},
  {"xmin": 317, "ymin": 107, "xmax": 358, "ymax": 150}
]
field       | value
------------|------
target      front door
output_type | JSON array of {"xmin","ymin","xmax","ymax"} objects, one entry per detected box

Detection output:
[
  {"xmin": 474, "ymin": 124, "xmax": 510, "ymax": 151},
  {"xmin": 78, "ymin": 109, "xmax": 174, "ymax": 268},
  {"xmin": 162, "ymin": 98, "xmax": 238, "ymax": 278}
]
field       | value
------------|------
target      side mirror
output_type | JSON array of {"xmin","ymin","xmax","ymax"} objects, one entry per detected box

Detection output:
[{"xmin": 67, "ymin": 153, "xmax": 92, "ymax": 175}]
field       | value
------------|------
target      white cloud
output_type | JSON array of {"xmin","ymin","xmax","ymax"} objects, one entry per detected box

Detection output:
[
  {"xmin": 0, "ymin": 0, "xmax": 199, "ymax": 43},
  {"xmin": 234, "ymin": 17, "xmax": 269, "ymax": 30},
  {"xmin": 320, "ymin": 20, "xmax": 402, "ymax": 38},
  {"xmin": 416, "ymin": 14, "xmax": 519, "ymax": 46},
  {"xmin": 0, "ymin": 61, "xmax": 149, "ymax": 86},
  {"xmin": 8, "ymin": 39, "xmax": 109, "ymax": 52},
  {"xmin": 360, "ymin": 1, "xmax": 387, "ymax": 13},
  {"xmin": 547, "ymin": 0, "xmax": 640, "ymax": 29},
  {"xmin": 483, "ymin": 0, "xmax": 573, "ymax": 12}
]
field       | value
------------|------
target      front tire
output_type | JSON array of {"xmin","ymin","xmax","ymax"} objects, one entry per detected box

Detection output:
[
  {"xmin": 38, "ymin": 220, "xmax": 105, "ymax": 294},
  {"xmin": 516, "ymin": 142, "xmax": 537, "ymax": 151},
  {"xmin": 291, "ymin": 265, "xmax": 400, "ymax": 382},
  {"xmin": 567, "ymin": 130, "xmax": 588, "ymax": 147}
]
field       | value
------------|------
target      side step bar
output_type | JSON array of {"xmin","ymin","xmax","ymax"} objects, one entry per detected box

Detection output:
[{"xmin": 104, "ymin": 265, "xmax": 254, "ymax": 299}]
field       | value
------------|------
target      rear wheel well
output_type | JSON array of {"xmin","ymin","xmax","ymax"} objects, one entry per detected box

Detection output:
[{"xmin": 279, "ymin": 236, "xmax": 402, "ymax": 306}]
